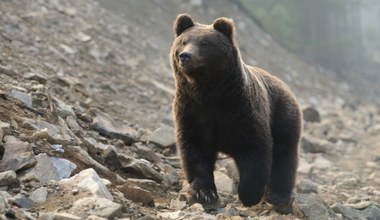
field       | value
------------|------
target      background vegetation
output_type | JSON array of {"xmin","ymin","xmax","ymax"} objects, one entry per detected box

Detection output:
[{"xmin": 237, "ymin": 0, "xmax": 380, "ymax": 76}]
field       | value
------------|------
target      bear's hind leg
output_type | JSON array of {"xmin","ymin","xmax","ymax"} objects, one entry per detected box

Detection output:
[
  {"xmin": 235, "ymin": 148, "xmax": 271, "ymax": 207},
  {"xmin": 266, "ymin": 130, "xmax": 300, "ymax": 213}
]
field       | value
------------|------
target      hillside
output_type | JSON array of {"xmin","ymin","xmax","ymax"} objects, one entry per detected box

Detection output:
[{"xmin": 0, "ymin": 0, "xmax": 379, "ymax": 219}]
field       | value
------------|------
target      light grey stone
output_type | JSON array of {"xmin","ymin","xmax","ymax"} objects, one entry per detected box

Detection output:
[
  {"xmin": 331, "ymin": 203, "xmax": 366, "ymax": 220},
  {"xmin": 148, "ymin": 125, "xmax": 176, "ymax": 148},
  {"xmin": 30, "ymin": 187, "xmax": 48, "ymax": 203},
  {"xmin": 50, "ymin": 157, "xmax": 77, "ymax": 179},
  {"xmin": 29, "ymin": 153, "xmax": 60, "ymax": 184},
  {"xmin": 293, "ymin": 193, "xmax": 332, "ymax": 220},
  {"xmin": 214, "ymin": 170, "xmax": 234, "ymax": 194},
  {"xmin": 91, "ymin": 109, "xmax": 138, "ymax": 145},
  {"xmin": 296, "ymin": 179, "xmax": 318, "ymax": 194},
  {"xmin": 58, "ymin": 168, "xmax": 113, "ymax": 200},
  {"xmin": 0, "ymin": 136, "xmax": 36, "ymax": 172},
  {"xmin": 9, "ymin": 89, "xmax": 33, "ymax": 108},
  {"xmin": 23, "ymin": 118, "xmax": 74, "ymax": 145},
  {"xmin": 69, "ymin": 197, "xmax": 122, "ymax": 219}
]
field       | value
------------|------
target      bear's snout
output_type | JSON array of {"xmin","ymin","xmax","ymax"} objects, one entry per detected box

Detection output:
[{"xmin": 179, "ymin": 52, "xmax": 192, "ymax": 64}]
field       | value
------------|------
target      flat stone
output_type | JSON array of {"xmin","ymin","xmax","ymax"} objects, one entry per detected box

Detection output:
[
  {"xmin": 23, "ymin": 118, "xmax": 74, "ymax": 145},
  {"xmin": 14, "ymin": 197, "xmax": 35, "ymax": 209},
  {"xmin": 117, "ymin": 185, "xmax": 154, "ymax": 206},
  {"xmin": 54, "ymin": 97, "xmax": 75, "ymax": 118},
  {"xmin": 58, "ymin": 168, "xmax": 113, "ymax": 200},
  {"xmin": 293, "ymin": 193, "xmax": 332, "ymax": 220},
  {"xmin": 29, "ymin": 153, "xmax": 60, "ymax": 184},
  {"xmin": 331, "ymin": 203, "xmax": 365, "ymax": 220},
  {"xmin": 214, "ymin": 170, "xmax": 234, "ymax": 194},
  {"xmin": 0, "ymin": 170, "xmax": 18, "ymax": 186},
  {"xmin": 69, "ymin": 197, "xmax": 122, "ymax": 219},
  {"xmin": 135, "ymin": 143, "xmax": 161, "ymax": 163},
  {"xmin": 0, "ymin": 136, "xmax": 37, "ymax": 172},
  {"xmin": 118, "ymin": 155, "xmax": 163, "ymax": 183},
  {"xmin": 91, "ymin": 109, "xmax": 138, "ymax": 145},
  {"xmin": 362, "ymin": 205, "xmax": 380, "ymax": 220},
  {"xmin": 65, "ymin": 145, "xmax": 110, "ymax": 177},
  {"xmin": 24, "ymin": 72, "xmax": 48, "ymax": 84},
  {"xmin": 148, "ymin": 125, "xmax": 176, "ymax": 148},
  {"xmin": 30, "ymin": 187, "xmax": 48, "ymax": 203},
  {"xmin": 50, "ymin": 157, "xmax": 77, "ymax": 179},
  {"xmin": 9, "ymin": 89, "xmax": 33, "ymax": 108}
]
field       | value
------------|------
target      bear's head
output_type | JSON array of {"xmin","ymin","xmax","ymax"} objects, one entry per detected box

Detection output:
[{"xmin": 171, "ymin": 14, "xmax": 238, "ymax": 81}]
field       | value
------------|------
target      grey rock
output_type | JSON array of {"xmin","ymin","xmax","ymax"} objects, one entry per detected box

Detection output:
[
  {"xmin": 0, "ymin": 64, "xmax": 16, "ymax": 76},
  {"xmin": 24, "ymin": 72, "xmax": 48, "ymax": 84},
  {"xmin": 0, "ymin": 170, "xmax": 18, "ymax": 186},
  {"xmin": 14, "ymin": 197, "xmax": 35, "ymax": 209},
  {"xmin": 303, "ymin": 106, "xmax": 321, "ymax": 122},
  {"xmin": 30, "ymin": 187, "xmax": 48, "ymax": 203},
  {"xmin": 313, "ymin": 154, "xmax": 333, "ymax": 169},
  {"xmin": 0, "ymin": 191, "xmax": 10, "ymax": 213},
  {"xmin": 91, "ymin": 109, "xmax": 138, "ymax": 145},
  {"xmin": 58, "ymin": 168, "xmax": 113, "ymax": 200},
  {"xmin": 0, "ymin": 136, "xmax": 37, "ymax": 172},
  {"xmin": 54, "ymin": 98, "xmax": 76, "ymax": 118},
  {"xmin": 0, "ymin": 121, "xmax": 10, "ymax": 138},
  {"xmin": 135, "ymin": 143, "xmax": 161, "ymax": 163},
  {"xmin": 104, "ymin": 146, "xmax": 122, "ymax": 170},
  {"xmin": 118, "ymin": 155, "xmax": 163, "ymax": 183},
  {"xmin": 331, "ymin": 203, "xmax": 365, "ymax": 220},
  {"xmin": 69, "ymin": 197, "xmax": 122, "ymax": 219},
  {"xmin": 296, "ymin": 179, "xmax": 318, "ymax": 194},
  {"xmin": 293, "ymin": 193, "xmax": 332, "ymax": 220},
  {"xmin": 163, "ymin": 170, "xmax": 180, "ymax": 186},
  {"xmin": 301, "ymin": 135, "xmax": 332, "ymax": 153},
  {"xmin": 23, "ymin": 118, "xmax": 74, "ymax": 145},
  {"xmin": 29, "ymin": 153, "xmax": 60, "ymax": 184},
  {"xmin": 65, "ymin": 145, "xmax": 110, "ymax": 176},
  {"xmin": 214, "ymin": 170, "xmax": 234, "ymax": 194},
  {"xmin": 362, "ymin": 205, "xmax": 380, "ymax": 220},
  {"xmin": 9, "ymin": 89, "xmax": 33, "ymax": 108},
  {"xmin": 66, "ymin": 116, "xmax": 81, "ymax": 132},
  {"xmin": 50, "ymin": 157, "xmax": 77, "ymax": 179},
  {"xmin": 148, "ymin": 125, "xmax": 176, "ymax": 148}
]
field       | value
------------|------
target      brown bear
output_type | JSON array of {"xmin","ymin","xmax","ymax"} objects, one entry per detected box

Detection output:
[{"xmin": 170, "ymin": 14, "xmax": 302, "ymax": 212}]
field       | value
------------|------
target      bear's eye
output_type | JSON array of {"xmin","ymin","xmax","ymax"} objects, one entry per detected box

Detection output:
[
  {"xmin": 200, "ymin": 40, "xmax": 209, "ymax": 47},
  {"xmin": 182, "ymin": 41, "xmax": 187, "ymax": 46}
]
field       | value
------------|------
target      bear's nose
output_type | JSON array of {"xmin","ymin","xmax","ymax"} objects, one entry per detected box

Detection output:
[{"xmin": 179, "ymin": 52, "xmax": 191, "ymax": 63}]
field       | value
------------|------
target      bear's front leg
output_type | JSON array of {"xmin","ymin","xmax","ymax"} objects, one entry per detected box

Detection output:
[
  {"xmin": 234, "ymin": 139, "xmax": 272, "ymax": 207},
  {"xmin": 175, "ymin": 104, "xmax": 218, "ymax": 206},
  {"xmin": 178, "ymin": 130, "xmax": 218, "ymax": 206}
]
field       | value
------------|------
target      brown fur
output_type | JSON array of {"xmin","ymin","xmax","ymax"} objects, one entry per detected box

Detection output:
[{"xmin": 170, "ymin": 14, "xmax": 302, "ymax": 210}]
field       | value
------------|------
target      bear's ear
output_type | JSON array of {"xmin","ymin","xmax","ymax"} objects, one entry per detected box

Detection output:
[
  {"xmin": 173, "ymin": 14, "xmax": 194, "ymax": 36},
  {"xmin": 213, "ymin": 17, "xmax": 235, "ymax": 41}
]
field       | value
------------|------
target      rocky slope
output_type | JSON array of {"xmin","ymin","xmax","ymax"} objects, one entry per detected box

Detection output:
[{"xmin": 0, "ymin": 0, "xmax": 379, "ymax": 219}]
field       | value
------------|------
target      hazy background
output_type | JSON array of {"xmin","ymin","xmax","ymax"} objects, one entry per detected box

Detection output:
[{"xmin": 95, "ymin": 0, "xmax": 380, "ymax": 103}]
